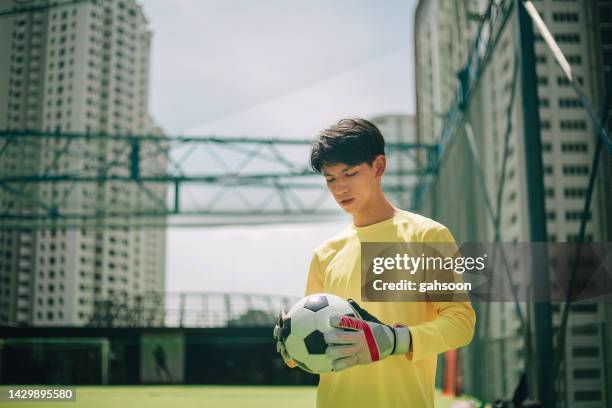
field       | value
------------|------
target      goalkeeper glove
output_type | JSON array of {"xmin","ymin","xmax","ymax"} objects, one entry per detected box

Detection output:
[
  {"xmin": 273, "ymin": 309, "xmax": 297, "ymax": 368},
  {"xmin": 325, "ymin": 299, "xmax": 411, "ymax": 372}
]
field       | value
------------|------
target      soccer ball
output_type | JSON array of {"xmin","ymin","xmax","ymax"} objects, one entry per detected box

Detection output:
[{"xmin": 280, "ymin": 293, "xmax": 356, "ymax": 374}]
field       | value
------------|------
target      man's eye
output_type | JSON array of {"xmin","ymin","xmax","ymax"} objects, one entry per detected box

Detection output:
[
  {"xmin": 325, "ymin": 178, "xmax": 335, "ymax": 183},
  {"xmin": 346, "ymin": 172, "xmax": 358, "ymax": 177}
]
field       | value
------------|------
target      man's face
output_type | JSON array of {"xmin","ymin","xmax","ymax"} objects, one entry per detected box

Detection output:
[{"xmin": 322, "ymin": 157, "xmax": 384, "ymax": 214}]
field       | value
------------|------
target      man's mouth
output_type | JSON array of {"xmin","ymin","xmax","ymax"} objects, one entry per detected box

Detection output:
[{"xmin": 339, "ymin": 198, "xmax": 355, "ymax": 205}]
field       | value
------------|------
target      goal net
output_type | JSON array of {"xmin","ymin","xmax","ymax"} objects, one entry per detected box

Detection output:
[{"xmin": 0, "ymin": 338, "xmax": 109, "ymax": 385}]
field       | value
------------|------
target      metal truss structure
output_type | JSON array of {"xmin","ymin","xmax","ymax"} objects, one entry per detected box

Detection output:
[
  {"xmin": 0, "ymin": 0, "xmax": 437, "ymax": 228},
  {"xmin": 0, "ymin": 130, "xmax": 438, "ymax": 227}
]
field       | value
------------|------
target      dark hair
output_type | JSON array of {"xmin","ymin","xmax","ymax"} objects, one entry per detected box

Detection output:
[{"xmin": 310, "ymin": 118, "xmax": 385, "ymax": 174}]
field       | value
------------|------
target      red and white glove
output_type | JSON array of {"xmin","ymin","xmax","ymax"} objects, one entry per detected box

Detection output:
[{"xmin": 325, "ymin": 299, "xmax": 411, "ymax": 371}]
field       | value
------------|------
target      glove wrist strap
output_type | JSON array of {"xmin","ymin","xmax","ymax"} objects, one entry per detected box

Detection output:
[{"xmin": 392, "ymin": 324, "xmax": 411, "ymax": 355}]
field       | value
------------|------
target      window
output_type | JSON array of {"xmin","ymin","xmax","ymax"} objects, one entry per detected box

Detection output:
[
  {"xmin": 564, "ymin": 187, "xmax": 587, "ymax": 198},
  {"xmin": 573, "ymin": 369, "xmax": 600, "ymax": 379},
  {"xmin": 552, "ymin": 12, "xmax": 579, "ymax": 22},
  {"xmin": 539, "ymin": 98, "xmax": 550, "ymax": 107},
  {"xmin": 554, "ymin": 33, "xmax": 580, "ymax": 43},
  {"xmin": 562, "ymin": 165, "xmax": 589, "ymax": 175},
  {"xmin": 559, "ymin": 98, "xmax": 582, "ymax": 108},
  {"xmin": 565, "ymin": 210, "xmax": 591, "ymax": 221},
  {"xmin": 537, "ymin": 76, "xmax": 548, "ymax": 85},
  {"xmin": 572, "ymin": 346, "xmax": 599, "ymax": 357},
  {"xmin": 560, "ymin": 120, "xmax": 587, "ymax": 131},
  {"xmin": 574, "ymin": 390, "xmax": 601, "ymax": 402},
  {"xmin": 571, "ymin": 325, "xmax": 598, "ymax": 335},
  {"xmin": 570, "ymin": 304, "xmax": 597, "ymax": 313},
  {"xmin": 561, "ymin": 142, "xmax": 587, "ymax": 152},
  {"xmin": 567, "ymin": 233, "xmax": 594, "ymax": 242}
]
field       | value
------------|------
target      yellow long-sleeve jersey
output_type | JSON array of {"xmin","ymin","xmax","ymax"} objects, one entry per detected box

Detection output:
[{"xmin": 304, "ymin": 210, "xmax": 476, "ymax": 408}]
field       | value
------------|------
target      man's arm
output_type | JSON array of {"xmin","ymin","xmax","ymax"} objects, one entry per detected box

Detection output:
[
  {"xmin": 407, "ymin": 225, "xmax": 476, "ymax": 361},
  {"xmin": 405, "ymin": 301, "xmax": 475, "ymax": 361}
]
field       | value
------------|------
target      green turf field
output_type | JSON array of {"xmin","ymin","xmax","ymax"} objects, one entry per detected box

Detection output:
[{"xmin": 0, "ymin": 386, "xmax": 479, "ymax": 407}]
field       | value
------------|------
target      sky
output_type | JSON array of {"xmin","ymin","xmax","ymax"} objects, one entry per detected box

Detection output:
[{"xmin": 140, "ymin": 0, "xmax": 418, "ymax": 297}]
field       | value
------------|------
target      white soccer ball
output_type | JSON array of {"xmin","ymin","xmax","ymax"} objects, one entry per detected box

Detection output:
[{"xmin": 281, "ymin": 293, "xmax": 356, "ymax": 374}]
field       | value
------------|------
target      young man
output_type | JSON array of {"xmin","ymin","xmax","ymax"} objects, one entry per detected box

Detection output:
[{"xmin": 273, "ymin": 118, "xmax": 476, "ymax": 407}]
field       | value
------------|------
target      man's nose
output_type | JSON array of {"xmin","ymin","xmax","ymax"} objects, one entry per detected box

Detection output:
[{"xmin": 332, "ymin": 181, "xmax": 349, "ymax": 195}]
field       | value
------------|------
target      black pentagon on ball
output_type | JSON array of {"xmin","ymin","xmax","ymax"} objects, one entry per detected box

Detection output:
[
  {"xmin": 280, "ymin": 317, "xmax": 291, "ymax": 341},
  {"xmin": 304, "ymin": 295, "xmax": 329, "ymax": 312},
  {"xmin": 304, "ymin": 330, "xmax": 327, "ymax": 355}
]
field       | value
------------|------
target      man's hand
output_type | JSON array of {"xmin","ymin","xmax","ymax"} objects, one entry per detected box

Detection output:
[
  {"xmin": 273, "ymin": 309, "xmax": 297, "ymax": 368},
  {"xmin": 325, "ymin": 299, "xmax": 411, "ymax": 372}
]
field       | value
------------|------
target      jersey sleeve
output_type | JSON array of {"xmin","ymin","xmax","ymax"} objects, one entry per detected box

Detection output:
[
  {"xmin": 406, "ymin": 225, "xmax": 476, "ymax": 362},
  {"xmin": 304, "ymin": 251, "xmax": 324, "ymax": 296}
]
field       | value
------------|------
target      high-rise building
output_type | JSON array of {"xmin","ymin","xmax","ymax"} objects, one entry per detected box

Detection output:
[
  {"xmin": 586, "ymin": 0, "xmax": 612, "ymax": 400},
  {"xmin": 0, "ymin": 0, "xmax": 167, "ymax": 326},
  {"xmin": 415, "ymin": 0, "xmax": 611, "ymax": 405},
  {"xmin": 414, "ymin": 0, "xmax": 487, "ymax": 148},
  {"xmin": 370, "ymin": 114, "xmax": 416, "ymax": 209}
]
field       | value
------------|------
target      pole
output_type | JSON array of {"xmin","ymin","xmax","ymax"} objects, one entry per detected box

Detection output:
[{"xmin": 516, "ymin": 1, "xmax": 555, "ymax": 406}]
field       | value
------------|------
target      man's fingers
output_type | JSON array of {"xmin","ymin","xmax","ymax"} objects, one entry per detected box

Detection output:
[
  {"xmin": 280, "ymin": 348, "xmax": 297, "ymax": 368},
  {"xmin": 332, "ymin": 355, "xmax": 359, "ymax": 372},
  {"xmin": 347, "ymin": 299, "xmax": 365, "ymax": 319},
  {"xmin": 280, "ymin": 348, "xmax": 296, "ymax": 367},
  {"xmin": 277, "ymin": 339, "xmax": 289, "ymax": 356},
  {"xmin": 329, "ymin": 314, "xmax": 364, "ymax": 330},
  {"xmin": 324, "ymin": 329, "xmax": 361, "ymax": 345},
  {"xmin": 326, "ymin": 344, "xmax": 359, "ymax": 359},
  {"xmin": 273, "ymin": 325, "xmax": 280, "ymax": 340},
  {"xmin": 276, "ymin": 341, "xmax": 297, "ymax": 368},
  {"xmin": 276, "ymin": 309, "xmax": 288, "ymax": 326}
]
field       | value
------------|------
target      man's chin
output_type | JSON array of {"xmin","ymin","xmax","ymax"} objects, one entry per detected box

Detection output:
[{"xmin": 338, "ymin": 200, "xmax": 357, "ymax": 213}]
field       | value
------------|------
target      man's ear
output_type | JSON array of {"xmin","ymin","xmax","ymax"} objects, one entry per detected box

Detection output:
[{"xmin": 373, "ymin": 155, "xmax": 386, "ymax": 177}]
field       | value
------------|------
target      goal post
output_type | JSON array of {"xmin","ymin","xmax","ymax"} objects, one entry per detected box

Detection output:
[{"xmin": 0, "ymin": 337, "xmax": 109, "ymax": 385}]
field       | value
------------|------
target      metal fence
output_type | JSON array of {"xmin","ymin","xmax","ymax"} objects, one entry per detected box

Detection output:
[{"xmin": 84, "ymin": 291, "xmax": 299, "ymax": 328}]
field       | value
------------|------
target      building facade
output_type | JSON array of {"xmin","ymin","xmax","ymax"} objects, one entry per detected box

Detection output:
[
  {"xmin": 0, "ymin": 0, "xmax": 166, "ymax": 327},
  {"xmin": 414, "ymin": 0, "xmax": 611, "ymax": 405}
]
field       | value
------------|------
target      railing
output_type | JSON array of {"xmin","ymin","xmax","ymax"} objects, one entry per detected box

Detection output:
[{"xmin": 84, "ymin": 291, "xmax": 300, "ymax": 328}]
